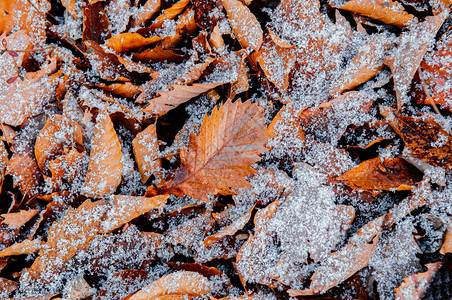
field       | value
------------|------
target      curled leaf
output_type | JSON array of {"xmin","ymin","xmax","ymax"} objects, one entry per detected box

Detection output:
[
  {"xmin": 105, "ymin": 33, "xmax": 161, "ymax": 53},
  {"xmin": 132, "ymin": 124, "xmax": 162, "ymax": 183}
]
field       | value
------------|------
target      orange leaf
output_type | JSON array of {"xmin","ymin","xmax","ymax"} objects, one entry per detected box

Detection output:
[
  {"xmin": 0, "ymin": 57, "xmax": 60, "ymax": 127},
  {"xmin": 94, "ymin": 82, "xmax": 142, "ymax": 99},
  {"xmin": 25, "ymin": 199, "xmax": 106, "ymax": 284},
  {"xmin": 394, "ymin": 262, "xmax": 443, "ymax": 299},
  {"xmin": 106, "ymin": 33, "xmax": 162, "ymax": 53},
  {"xmin": 0, "ymin": 141, "xmax": 7, "ymax": 193},
  {"xmin": 48, "ymin": 147, "xmax": 88, "ymax": 191},
  {"xmin": 289, "ymin": 214, "xmax": 386, "ymax": 296},
  {"xmin": 256, "ymin": 30, "xmax": 296, "ymax": 91},
  {"xmin": 132, "ymin": 124, "xmax": 162, "ymax": 183},
  {"xmin": 131, "ymin": 0, "xmax": 161, "ymax": 28},
  {"xmin": 34, "ymin": 115, "xmax": 84, "ymax": 175},
  {"xmin": 222, "ymin": 0, "xmax": 263, "ymax": 51},
  {"xmin": 128, "ymin": 271, "xmax": 212, "ymax": 299},
  {"xmin": 0, "ymin": 239, "xmax": 42, "ymax": 257},
  {"xmin": 61, "ymin": 0, "xmax": 78, "ymax": 20},
  {"xmin": 147, "ymin": 0, "xmax": 190, "ymax": 31},
  {"xmin": 340, "ymin": 0, "xmax": 416, "ymax": 28},
  {"xmin": 440, "ymin": 221, "xmax": 452, "ymax": 255},
  {"xmin": 155, "ymin": 99, "xmax": 269, "ymax": 201},
  {"xmin": 133, "ymin": 45, "xmax": 185, "ymax": 63},
  {"xmin": 330, "ymin": 33, "xmax": 395, "ymax": 95},
  {"xmin": 7, "ymin": 151, "xmax": 43, "ymax": 197},
  {"xmin": 380, "ymin": 106, "xmax": 452, "ymax": 169},
  {"xmin": 1, "ymin": 209, "xmax": 40, "ymax": 229},
  {"xmin": 101, "ymin": 194, "xmax": 168, "ymax": 233},
  {"xmin": 384, "ymin": 12, "xmax": 447, "ymax": 109},
  {"xmin": 337, "ymin": 157, "xmax": 423, "ymax": 193},
  {"xmin": 143, "ymin": 82, "xmax": 226, "ymax": 117},
  {"xmin": 161, "ymin": 9, "xmax": 197, "ymax": 48},
  {"xmin": 82, "ymin": 110, "xmax": 123, "ymax": 198}
]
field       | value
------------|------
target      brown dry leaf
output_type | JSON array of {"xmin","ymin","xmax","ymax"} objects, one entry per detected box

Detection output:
[
  {"xmin": 82, "ymin": 0, "xmax": 111, "ymax": 44},
  {"xmin": 82, "ymin": 109, "xmax": 123, "ymax": 199},
  {"xmin": 0, "ymin": 141, "xmax": 7, "ymax": 193},
  {"xmin": 236, "ymin": 201, "xmax": 280, "ymax": 288},
  {"xmin": 289, "ymin": 214, "xmax": 386, "ymax": 296},
  {"xmin": 0, "ymin": 0, "xmax": 48, "ymax": 45},
  {"xmin": 440, "ymin": 222, "xmax": 452, "ymax": 254},
  {"xmin": 161, "ymin": 9, "xmax": 197, "ymax": 48},
  {"xmin": 149, "ymin": 0, "xmax": 190, "ymax": 30},
  {"xmin": 229, "ymin": 53, "xmax": 250, "ymax": 98},
  {"xmin": 151, "ymin": 99, "xmax": 268, "ymax": 202},
  {"xmin": 61, "ymin": 0, "xmax": 77, "ymax": 19},
  {"xmin": 339, "ymin": 0, "xmax": 415, "ymax": 28},
  {"xmin": 0, "ymin": 239, "xmax": 42, "ymax": 257},
  {"xmin": 7, "ymin": 151, "xmax": 43, "ymax": 197},
  {"xmin": 94, "ymin": 82, "xmax": 142, "ymax": 99},
  {"xmin": 132, "ymin": 124, "xmax": 162, "ymax": 183},
  {"xmin": 222, "ymin": 0, "xmax": 263, "ymax": 51},
  {"xmin": 128, "ymin": 271, "xmax": 212, "ymax": 299},
  {"xmin": 256, "ymin": 30, "xmax": 296, "ymax": 91},
  {"xmin": 133, "ymin": 46, "xmax": 185, "ymax": 63},
  {"xmin": 394, "ymin": 262, "xmax": 443, "ymax": 299},
  {"xmin": 106, "ymin": 33, "xmax": 162, "ymax": 53},
  {"xmin": 0, "ymin": 57, "xmax": 60, "ymax": 127},
  {"xmin": 210, "ymin": 25, "xmax": 225, "ymax": 50},
  {"xmin": 48, "ymin": 147, "xmax": 88, "ymax": 191},
  {"xmin": 385, "ymin": 12, "xmax": 447, "ymax": 109},
  {"xmin": 101, "ymin": 194, "xmax": 168, "ymax": 233},
  {"xmin": 85, "ymin": 40, "xmax": 132, "ymax": 82},
  {"xmin": 34, "ymin": 115, "xmax": 83, "ymax": 175},
  {"xmin": 380, "ymin": 106, "xmax": 452, "ymax": 169},
  {"xmin": 265, "ymin": 105, "xmax": 304, "ymax": 142},
  {"xmin": 131, "ymin": 0, "xmax": 161, "ymax": 28},
  {"xmin": 204, "ymin": 205, "xmax": 253, "ymax": 247},
  {"xmin": 175, "ymin": 58, "xmax": 215, "ymax": 85},
  {"xmin": 1, "ymin": 209, "xmax": 39, "ymax": 229},
  {"xmin": 330, "ymin": 33, "xmax": 395, "ymax": 95},
  {"xmin": 143, "ymin": 82, "xmax": 226, "ymax": 117},
  {"xmin": 337, "ymin": 157, "xmax": 423, "ymax": 194},
  {"xmin": 24, "ymin": 200, "xmax": 106, "ymax": 284}
]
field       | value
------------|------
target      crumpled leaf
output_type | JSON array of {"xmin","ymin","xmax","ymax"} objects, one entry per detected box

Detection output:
[
  {"xmin": 132, "ymin": 124, "xmax": 162, "ymax": 183},
  {"xmin": 106, "ymin": 33, "xmax": 161, "ymax": 53},
  {"xmin": 150, "ymin": 99, "xmax": 269, "ymax": 202},
  {"xmin": 82, "ymin": 109, "xmax": 123, "ymax": 199},
  {"xmin": 339, "ymin": 0, "xmax": 416, "ymax": 28},
  {"xmin": 394, "ymin": 261, "xmax": 443, "ymax": 299},
  {"xmin": 337, "ymin": 157, "xmax": 423, "ymax": 194},
  {"xmin": 143, "ymin": 82, "xmax": 226, "ymax": 117},
  {"xmin": 222, "ymin": 0, "xmax": 263, "ymax": 51},
  {"xmin": 0, "ymin": 239, "xmax": 43, "ymax": 257},
  {"xmin": 385, "ymin": 11, "xmax": 447, "ymax": 109},
  {"xmin": 381, "ymin": 106, "xmax": 452, "ymax": 169},
  {"xmin": 289, "ymin": 214, "xmax": 386, "ymax": 296},
  {"xmin": 34, "ymin": 114, "xmax": 84, "ymax": 175},
  {"xmin": 128, "ymin": 271, "xmax": 212, "ymax": 299}
]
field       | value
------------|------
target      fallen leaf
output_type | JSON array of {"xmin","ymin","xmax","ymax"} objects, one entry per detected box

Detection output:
[
  {"xmin": 0, "ymin": 277, "xmax": 18, "ymax": 296},
  {"xmin": 130, "ymin": 0, "xmax": 161, "ymax": 28},
  {"xmin": 384, "ymin": 11, "xmax": 447, "ymax": 109},
  {"xmin": 101, "ymin": 194, "xmax": 168, "ymax": 233},
  {"xmin": 148, "ymin": 0, "xmax": 190, "ymax": 30},
  {"xmin": 106, "ymin": 33, "xmax": 161, "ymax": 53},
  {"xmin": 1, "ymin": 209, "xmax": 39, "ymax": 229},
  {"xmin": 143, "ymin": 82, "xmax": 226, "ymax": 117},
  {"xmin": 128, "ymin": 271, "xmax": 212, "ymax": 299},
  {"xmin": 7, "ymin": 151, "xmax": 43, "ymax": 197},
  {"xmin": 337, "ymin": 157, "xmax": 423, "ymax": 193},
  {"xmin": 339, "ymin": 0, "xmax": 416, "ymax": 28},
  {"xmin": 94, "ymin": 82, "xmax": 142, "ymax": 99},
  {"xmin": 151, "ymin": 99, "xmax": 268, "ymax": 201},
  {"xmin": 330, "ymin": 32, "xmax": 395, "ymax": 95},
  {"xmin": 222, "ymin": 0, "xmax": 263, "ymax": 51},
  {"xmin": 440, "ymin": 221, "xmax": 452, "ymax": 255},
  {"xmin": 47, "ymin": 147, "xmax": 88, "ymax": 191},
  {"xmin": 82, "ymin": 109, "xmax": 123, "ymax": 198},
  {"xmin": 380, "ymin": 106, "xmax": 452, "ymax": 169},
  {"xmin": 161, "ymin": 9, "xmax": 197, "ymax": 48},
  {"xmin": 61, "ymin": 0, "xmax": 78, "ymax": 19},
  {"xmin": 289, "ymin": 214, "xmax": 386, "ymax": 296},
  {"xmin": 132, "ymin": 124, "xmax": 162, "ymax": 183},
  {"xmin": 0, "ymin": 239, "xmax": 43, "ymax": 257},
  {"xmin": 34, "ymin": 115, "xmax": 84, "ymax": 175},
  {"xmin": 82, "ymin": 1, "xmax": 111, "ymax": 44},
  {"xmin": 0, "ymin": 141, "xmax": 7, "ymax": 193},
  {"xmin": 132, "ymin": 46, "xmax": 185, "ymax": 63},
  {"xmin": 394, "ymin": 261, "xmax": 443, "ymax": 299}
]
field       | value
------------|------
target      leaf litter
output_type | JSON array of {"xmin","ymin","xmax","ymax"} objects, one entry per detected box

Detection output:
[{"xmin": 0, "ymin": 0, "xmax": 451, "ymax": 299}]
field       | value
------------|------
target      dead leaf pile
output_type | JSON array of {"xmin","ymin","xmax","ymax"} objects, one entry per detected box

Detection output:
[{"xmin": 0, "ymin": 0, "xmax": 451, "ymax": 298}]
